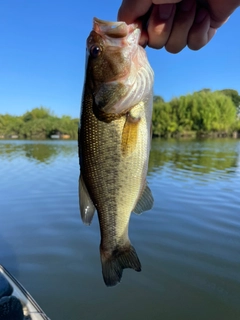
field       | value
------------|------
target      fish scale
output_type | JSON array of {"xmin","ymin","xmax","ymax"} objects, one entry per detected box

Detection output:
[{"xmin": 78, "ymin": 18, "xmax": 154, "ymax": 286}]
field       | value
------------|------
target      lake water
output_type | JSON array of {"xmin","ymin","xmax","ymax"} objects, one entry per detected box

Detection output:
[{"xmin": 0, "ymin": 139, "xmax": 240, "ymax": 320}]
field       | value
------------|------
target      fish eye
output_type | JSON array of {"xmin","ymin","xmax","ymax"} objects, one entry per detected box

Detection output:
[{"xmin": 89, "ymin": 45, "xmax": 102, "ymax": 58}]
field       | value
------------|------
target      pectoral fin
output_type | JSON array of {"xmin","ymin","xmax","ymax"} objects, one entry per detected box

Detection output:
[
  {"xmin": 133, "ymin": 184, "xmax": 154, "ymax": 214},
  {"xmin": 121, "ymin": 112, "xmax": 140, "ymax": 157},
  {"xmin": 78, "ymin": 174, "xmax": 95, "ymax": 225}
]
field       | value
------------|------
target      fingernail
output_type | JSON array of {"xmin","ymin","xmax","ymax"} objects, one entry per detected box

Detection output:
[
  {"xmin": 195, "ymin": 8, "xmax": 207, "ymax": 23},
  {"xmin": 158, "ymin": 4, "xmax": 174, "ymax": 20},
  {"xmin": 180, "ymin": 0, "xmax": 194, "ymax": 12}
]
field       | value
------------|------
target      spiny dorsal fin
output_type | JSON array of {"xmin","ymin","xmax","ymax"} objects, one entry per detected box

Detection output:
[
  {"xmin": 133, "ymin": 184, "xmax": 154, "ymax": 214},
  {"xmin": 78, "ymin": 174, "xmax": 96, "ymax": 225}
]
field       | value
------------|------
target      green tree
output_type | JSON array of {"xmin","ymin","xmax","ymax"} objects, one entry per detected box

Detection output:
[
  {"xmin": 219, "ymin": 89, "xmax": 240, "ymax": 111},
  {"xmin": 153, "ymin": 95, "xmax": 165, "ymax": 104},
  {"xmin": 0, "ymin": 114, "xmax": 23, "ymax": 136},
  {"xmin": 23, "ymin": 106, "xmax": 53, "ymax": 122},
  {"xmin": 152, "ymin": 90, "xmax": 237, "ymax": 136}
]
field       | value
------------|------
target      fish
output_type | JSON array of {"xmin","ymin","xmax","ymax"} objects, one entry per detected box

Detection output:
[{"xmin": 78, "ymin": 17, "xmax": 154, "ymax": 287}]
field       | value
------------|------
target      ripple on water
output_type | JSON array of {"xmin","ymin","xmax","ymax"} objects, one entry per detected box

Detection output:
[{"xmin": 1, "ymin": 139, "xmax": 240, "ymax": 320}]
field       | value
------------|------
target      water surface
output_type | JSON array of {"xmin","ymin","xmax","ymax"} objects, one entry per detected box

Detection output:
[{"xmin": 0, "ymin": 139, "xmax": 240, "ymax": 320}]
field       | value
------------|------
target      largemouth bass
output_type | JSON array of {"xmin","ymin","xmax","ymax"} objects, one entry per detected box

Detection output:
[{"xmin": 78, "ymin": 17, "xmax": 154, "ymax": 287}]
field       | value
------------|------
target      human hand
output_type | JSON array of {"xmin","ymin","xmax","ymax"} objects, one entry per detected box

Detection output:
[{"xmin": 117, "ymin": 0, "xmax": 240, "ymax": 53}]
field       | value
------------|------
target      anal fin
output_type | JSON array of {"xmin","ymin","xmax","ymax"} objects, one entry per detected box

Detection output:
[
  {"xmin": 133, "ymin": 184, "xmax": 154, "ymax": 214},
  {"xmin": 78, "ymin": 174, "xmax": 95, "ymax": 225}
]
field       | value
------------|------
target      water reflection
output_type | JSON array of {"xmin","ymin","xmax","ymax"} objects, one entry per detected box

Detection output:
[
  {"xmin": 0, "ymin": 140, "xmax": 77, "ymax": 164},
  {"xmin": 149, "ymin": 138, "xmax": 239, "ymax": 178},
  {"xmin": 1, "ymin": 138, "xmax": 240, "ymax": 320},
  {"xmin": 1, "ymin": 139, "xmax": 239, "ymax": 175}
]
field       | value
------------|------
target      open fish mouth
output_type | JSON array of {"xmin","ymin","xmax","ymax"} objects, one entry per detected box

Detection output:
[{"xmin": 93, "ymin": 17, "xmax": 140, "ymax": 47}]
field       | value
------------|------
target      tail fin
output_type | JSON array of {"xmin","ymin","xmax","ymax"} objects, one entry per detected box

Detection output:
[{"xmin": 100, "ymin": 245, "xmax": 141, "ymax": 287}]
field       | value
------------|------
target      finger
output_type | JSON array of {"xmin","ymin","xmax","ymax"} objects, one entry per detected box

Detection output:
[
  {"xmin": 117, "ymin": 0, "xmax": 181, "ymax": 23},
  {"xmin": 188, "ymin": 8, "xmax": 216, "ymax": 50},
  {"xmin": 153, "ymin": 0, "xmax": 181, "ymax": 2},
  {"xmin": 118, "ymin": 0, "xmax": 153, "ymax": 23},
  {"xmin": 147, "ymin": 4, "xmax": 176, "ymax": 49},
  {"xmin": 197, "ymin": 0, "xmax": 240, "ymax": 28},
  {"xmin": 153, "ymin": 0, "xmax": 181, "ymax": 3},
  {"xmin": 165, "ymin": 0, "xmax": 197, "ymax": 53}
]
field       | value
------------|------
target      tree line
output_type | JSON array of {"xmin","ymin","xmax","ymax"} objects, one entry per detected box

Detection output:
[
  {"xmin": 152, "ymin": 89, "xmax": 240, "ymax": 137},
  {"xmin": 0, "ymin": 89, "xmax": 239, "ymax": 139},
  {"xmin": 0, "ymin": 107, "xmax": 79, "ymax": 139}
]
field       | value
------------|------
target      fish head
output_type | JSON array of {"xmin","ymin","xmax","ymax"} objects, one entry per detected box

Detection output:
[
  {"xmin": 87, "ymin": 18, "xmax": 139, "ymax": 83},
  {"xmin": 84, "ymin": 18, "xmax": 154, "ymax": 117}
]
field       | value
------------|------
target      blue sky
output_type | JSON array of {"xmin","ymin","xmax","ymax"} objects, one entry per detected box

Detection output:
[{"xmin": 0, "ymin": 1, "xmax": 239, "ymax": 118}]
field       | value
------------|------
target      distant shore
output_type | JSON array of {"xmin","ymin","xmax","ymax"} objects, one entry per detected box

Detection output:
[
  {"xmin": 153, "ymin": 131, "xmax": 240, "ymax": 139},
  {"xmin": 1, "ymin": 89, "xmax": 240, "ymax": 140}
]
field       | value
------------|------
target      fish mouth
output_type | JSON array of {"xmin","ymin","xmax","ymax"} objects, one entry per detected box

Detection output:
[{"xmin": 93, "ymin": 17, "xmax": 140, "ymax": 43}]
